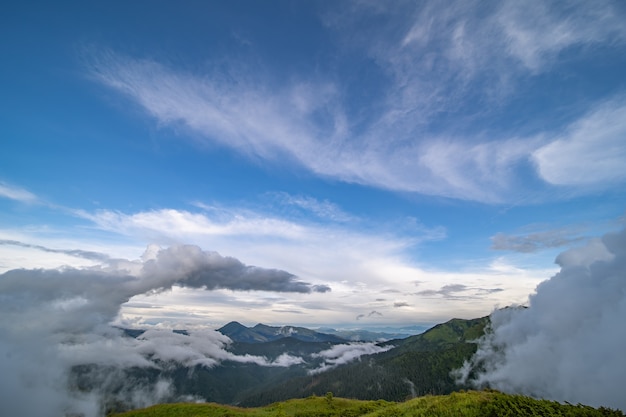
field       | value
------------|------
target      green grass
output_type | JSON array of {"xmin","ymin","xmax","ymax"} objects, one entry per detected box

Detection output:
[{"xmin": 110, "ymin": 391, "xmax": 624, "ymax": 417}]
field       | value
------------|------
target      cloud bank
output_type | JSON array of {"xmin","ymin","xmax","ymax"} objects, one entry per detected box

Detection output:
[
  {"xmin": 0, "ymin": 244, "xmax": 324, "ymax": 416},
  {"xmin": 457, "ymin": 228, "xmax": 626, "ymax": 411}
]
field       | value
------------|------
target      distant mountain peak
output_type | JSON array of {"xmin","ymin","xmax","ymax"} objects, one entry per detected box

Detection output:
[
  {"xmin": 220, "ymin": 322, "xmax": 345, "ymax": 343},
  {"xmin": 218, "ymin": 321, "xmax": 247, "ymax": 331}
]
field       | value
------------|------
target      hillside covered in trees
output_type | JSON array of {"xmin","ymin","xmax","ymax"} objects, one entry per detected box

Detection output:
[{"xmin": 237, "ymin": 317, "xmax": 488, "ymax": 406}]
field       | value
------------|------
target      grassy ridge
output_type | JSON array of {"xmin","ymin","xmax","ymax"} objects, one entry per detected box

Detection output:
[{"xmin": 111, "ymin": 391, "xmax": 624, "ymax": 417}]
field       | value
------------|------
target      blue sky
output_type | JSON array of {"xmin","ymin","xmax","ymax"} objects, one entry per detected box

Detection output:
[{"xmin": 1, "ymin": 0, "xmax": 626, "ymax": 329}]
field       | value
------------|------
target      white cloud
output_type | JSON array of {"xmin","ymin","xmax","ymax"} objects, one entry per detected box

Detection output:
[
  {"xmin": 87, "ymin": 50, "xmax": 538, "ymax": 203},
  {"xmin": 495, "ymin": 0, "xmax": 626, "ymax": 71},
  {"xmin": 0, "ymin": 182, "xmax": 38, "ymax": 203},
  {"xmin": 458, "ymin": 228, "xmax": 626, "ymax": 411},
  {"xmin": 0, "ymin": 184, "xmax": 553, "ymax": 327},
  {"xmin": 0, "ymin": 244, "xmax": 329, "ymax": 416},
  {"xmin": 309, "ymin": 342, "xmax": 394, "ymax": 374},
  {"xmin": 87, "ymin": 0, "xmax": 626, "ymax": 204},
  {"xmin": 533, "ymin": 99, "xmax": 626, "ymax": 187},
  {"xmin": 63, "ymin": 203, "xmax": 551, "ymax": 326},
  {"xmin": 271, "ymin": 192, "xmax": 357, "ymax": 222},
  {"xmin": 326, "ymin": 1, "xmax": 626, "ymax": 198},
  {"xmin": 76, "ymin": 208, "xmax": 307, "ymax": 241},
  {"xmin": 271, "ymin": 353, "xmax": 307, "ymax": 367},
  {"xmin": 87, "ymin": 51, "xmax": 343, "ymax": 167}
]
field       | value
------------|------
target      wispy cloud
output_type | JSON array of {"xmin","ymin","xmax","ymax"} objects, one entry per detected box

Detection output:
[
  {"xmin": 532, "ymin": 99, "xmax": 626, "ymax": 187},
  {"xmin": 86, "ymin": 0, "xmax": 626, "ymax": 205},
  {"xmin": 417, "ymin": 284, "xmax": 470, "ymax": 299},
  {"xmin": 72, "ymin": 205, "xmax": 437, "ymax": 287},
  {"xmin": 495, "ymin": 0, "xmax": 626, "ymax": 71},
  {"xmin": 85, "ymin": 51, "xmax": 528, "ymax": 203},
  {"xmin": 75, "ymin": 207, "xmax": 308, "ymax": 241},
  {"xmin": 0, "ymin": 239, "xmax": 112, "ymax": 262},
  {"xmin": 417, "ymin": 284, "xmax": 503, "ymax": 300},
  {"xmin": 270, "ymin": 192, "xmax": 357, "ymax": 222},
  {"xmin": 86, "ymin": 50, "xmax": 344, "ymax": 168},
  {"xmin": 0, "ymin": 182, "xmax": 38, "ymax": 203},
  {"xmin": 491, "ymin": 228, "xmax": 586, "ymax": 253}
]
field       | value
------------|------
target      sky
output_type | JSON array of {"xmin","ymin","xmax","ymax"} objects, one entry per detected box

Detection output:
[{"xmin": 1, "ymin": 0, "xmax": 626, "ymax": 330}]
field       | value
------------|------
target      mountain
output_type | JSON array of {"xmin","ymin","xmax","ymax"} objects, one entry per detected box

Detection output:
[
  {"xmin": 388, "ymin": 317, "xmax": 488, "ymax": 353},
  {"xmin": 238, "ymin": 316, "xmax": 490, "ymax": 406},
  {"xmin": 218, "ymin": 322, "xmax": 346, "ymax": 343},
  {"xmin": 82, "ymin": 316, "xmax": 492, "ymax": 413},
  {"xmin": 217, "ymin": 321, "xmax": 272, "ymax": 343}
]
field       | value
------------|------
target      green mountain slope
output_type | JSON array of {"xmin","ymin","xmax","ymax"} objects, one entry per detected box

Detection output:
[
  {"xmin": 238, "ymin": 317, "xmax": 489, "ymax": 406},
  {"xmin": 79, "ymin": 316, "xmax": 490, "ymax": 412},
  {"xmin": 111, "ymin": 390, "xmax": 624, "ymax": 417},
  {"xmin": 395, "ymin": 317, "xmax": 488, "ymax": 350}
]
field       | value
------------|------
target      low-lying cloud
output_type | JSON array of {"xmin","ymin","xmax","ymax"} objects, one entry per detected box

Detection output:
[
  {"xmin": 456, "ymin": 228, "xmax": 626, "ymax": 411},
  {"xmin": 0, "ymin": 244, "xmax": 326, "ymax": 416},
  {"xmin": 309, "ymin": 343, "xmax": 394, "ymax": 375}
]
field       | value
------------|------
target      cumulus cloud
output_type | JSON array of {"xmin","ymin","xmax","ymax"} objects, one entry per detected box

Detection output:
[
  {"xmin": 0, "ymin": 244, "xmax": 324, "ymax": 416},
  {"xmin": 309, "ymin": 342, "xmax": 394, "ymax": 375},
  {"xmin": 457, "ymin": 228, "xmax": 626, "ymax": 411}
]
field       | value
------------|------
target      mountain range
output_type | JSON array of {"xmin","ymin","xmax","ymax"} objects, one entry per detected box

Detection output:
[
  {"xmin": 97, "ymin": 315, "xmax": 488, "ymax": 413},
  {"xmin": 237, "ymin": 316, "xmax": 488, "ymax": 406},
  {"xmin": 217, "ymin": 321, "xmax": 347, "ymax": 343},
  {"xmin": 217, "ymin": 321, "xmax": 427, "ymax": 343}
]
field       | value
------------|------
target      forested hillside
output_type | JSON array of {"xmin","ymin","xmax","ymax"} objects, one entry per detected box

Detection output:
[
  {"xmin": 73, "ymin": 316, "xmax": 490, "ymax": 415},
  {"xmin": 238, "ymin": 317, "xmax": 488, "ymax": 406}
]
